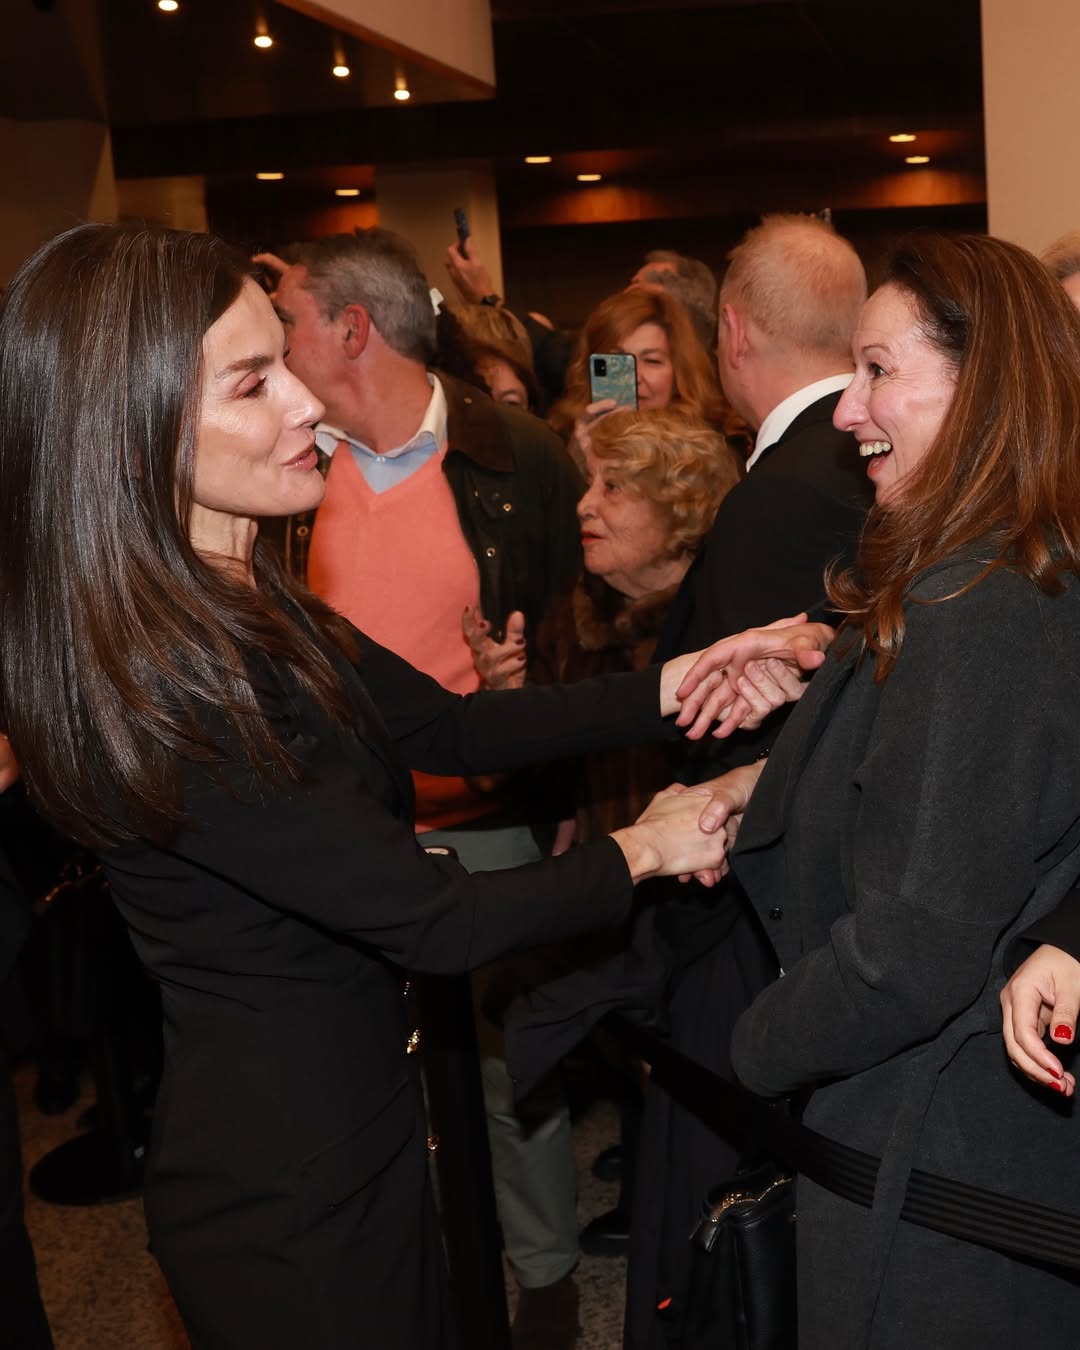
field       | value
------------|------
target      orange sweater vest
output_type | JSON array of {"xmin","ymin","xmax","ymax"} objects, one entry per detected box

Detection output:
[{"xmin": 307, "ymin": 444, "xmax": 497, "ymax": 830}]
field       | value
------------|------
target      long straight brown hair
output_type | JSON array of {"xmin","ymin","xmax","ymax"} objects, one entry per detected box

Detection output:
[
  {"xmin": 0, "ymin": 224, "xmax": 356, "ymax": 847},
  {"xmin": 829, "ymin": 232, "xmax": 1080, "ymax": 678}
]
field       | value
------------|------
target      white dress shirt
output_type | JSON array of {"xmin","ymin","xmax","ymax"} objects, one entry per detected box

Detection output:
[{"xmin": 745, "ymin": 373, "xmax": 853, "ymax": 473}]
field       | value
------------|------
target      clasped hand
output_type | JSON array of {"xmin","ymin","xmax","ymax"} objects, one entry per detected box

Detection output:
[
  {"xmin": 662, "ymin": 613, "xmax": 834, "ymax": 740},
  {"xmin": 617, "ymin": 760, "xmax": 766, "ymax": 888}
]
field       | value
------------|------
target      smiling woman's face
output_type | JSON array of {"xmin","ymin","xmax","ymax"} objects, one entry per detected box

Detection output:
[
  {"xmin": 833, "ymin": 282, "xmax": 957, "ymax": 507},
  {"xmin": 191, "ymin": 280, "xmax": 326, "ymax": 552}
]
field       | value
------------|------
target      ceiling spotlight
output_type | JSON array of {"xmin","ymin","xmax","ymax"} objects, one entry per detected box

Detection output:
[
  {"xmin": 524, "ymin": 156, "xmax": 552, "ymax": 165},
  {"xmin": 157, "ymin": 0, "xmax": 179, "ymax": 11},
  {"xmin": 335, "ymin": 188, "xmax": 361, "ymax": 197},
  {"xmin": 254, "ymin": 15, "xmax": 273, "ymax": 49},
  {"xmin": 332, "ymin": 35, "xmax": 349, "ymax": 78},
  {"xmin": 889, "ymin": 133, "xmax": 917, "ymax": 143},
  {"xmin": 394, "ymin": 70, "xmax": 411, "ymax": 101},
  {"xmin": 256, "ymin": 172, "xmax": 284, "ymax": 181},
  {"xmin": 905, "ymin": 155, "xmax": 931, "ymax": 165},
  {"xmin": 577, "ymin": 173, "xmax": 602, "ymax": 183}
]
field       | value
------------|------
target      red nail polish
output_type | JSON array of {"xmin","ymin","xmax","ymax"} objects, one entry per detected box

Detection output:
[
  {"xmin": 1053, "ymin": 1025, "xmax": 1074, "ymax": 1042},
  {"xmin": 1049, "ymin": 1064, "xmax": 1063, "ymax": 1079},
  {"xmin": 1050, "ymin": 1080, "xmax": 1067, "ymax": 1094}
]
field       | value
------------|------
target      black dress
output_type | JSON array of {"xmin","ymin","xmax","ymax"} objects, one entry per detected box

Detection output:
[{"xmin": 101, "ymin": 630, "xmax": 671, "ymax": 1350}]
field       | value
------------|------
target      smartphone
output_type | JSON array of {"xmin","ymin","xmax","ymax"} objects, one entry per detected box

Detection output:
[
  {"xmin": 588, "ymin": 352, "xmax": 638, "ymax": 409},
  {"xmin": 453, "ymin": 206, "xmax": 470, "ymax": 249}
]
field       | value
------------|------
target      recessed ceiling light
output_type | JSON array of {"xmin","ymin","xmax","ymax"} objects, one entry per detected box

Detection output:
[
  {"xmin": 335, "ymin": 188, "xmax": 361, "ymax": 197},
  {"xmin": 256, "ymin": 172, "xmax": 284, "ymax": 181},
  {"xmin": 254, "ymin": 33, "xmax": 273, "ymax": 49},
  {"xmin": 577, "ymin": 173, "xmax": 602, "ymax": 183},
  {"xmin": 889, "ymin": 133, "xmax": 917, "ymax": 143},
  {"xmin": 525, "ymin": 156, "xmax": 552, "ymax": 165},
  {"xmin": 332, "ymin": 36, "xmax": 349, "ymax": 79},
  {"xmin": 394, "ymin": 87, "xmax": 411, "ymax": 101},
  {"xmin": 905, "ymin": 155, "xmax": 931, "ymax": 165},
  {"xmin": 157, "ymin": 0, "xmax": 179, "ymax": 11}
]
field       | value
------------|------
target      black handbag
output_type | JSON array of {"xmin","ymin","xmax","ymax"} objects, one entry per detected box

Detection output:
[{"xmin": 682, "ymin": 1163, "xmax": 797, "ymax": 1350}]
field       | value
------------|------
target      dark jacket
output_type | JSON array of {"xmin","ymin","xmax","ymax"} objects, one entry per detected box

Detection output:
[
  {"xmin": 273, "ymin": 373, "xmax": 584, "ymax": 643},
  {"xmin": 731, "ymin": 562, "xmax": 1080, "ymax": 1349},
  {"xmin": 101, "ymin": 631, "xmax": 669, "ymax": 1350},
  {"xmin": 658, "ymin": 389, "xmax": 874, "ymax": 778}
]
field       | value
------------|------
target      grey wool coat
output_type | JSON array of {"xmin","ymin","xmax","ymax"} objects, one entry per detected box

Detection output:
[{"xmin": 731, "ymin": 559, "xmax": 1080, "ymax": 1350}]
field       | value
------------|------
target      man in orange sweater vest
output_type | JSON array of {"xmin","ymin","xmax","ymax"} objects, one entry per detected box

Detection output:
[{"xmin": 267, "ymin": 228, "xmax": 585, "ymax": 1348}]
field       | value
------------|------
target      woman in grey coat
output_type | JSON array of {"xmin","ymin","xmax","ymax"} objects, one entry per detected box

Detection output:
[{"xmin": 719, "ymin": 233, "xmax": 1080, "ymax": 1349}]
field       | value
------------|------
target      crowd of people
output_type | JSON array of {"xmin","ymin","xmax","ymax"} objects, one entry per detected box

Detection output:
[{"xmin": 1, "ymin": 205, "xmax": 1080, "ymax": 1350}]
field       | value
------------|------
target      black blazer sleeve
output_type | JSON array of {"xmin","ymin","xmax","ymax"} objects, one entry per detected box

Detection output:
[
  {"xmin": 157, "ymin": 656, "xmax": 676, "ymax": 976},
  {"xmin": 174, "ymin": 757, "xmax": 635, "ymax": 975},
  {"xmin": 353, "ymin": 632, "xmax": 675, "ymax": 775}
]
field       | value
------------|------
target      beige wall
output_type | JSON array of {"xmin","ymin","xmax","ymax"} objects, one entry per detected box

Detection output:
[
  {"xmin": 280, "ymin": 0, "xmax": 494, "ymax": 89},
  {"xmin": 375, "ymin": 164, "xmax": 503, "ymax": 296},
  {"xmin": 0, "ymin": 119, "xmax": 117, "ymax": 285},
  {"xmin": 117, "ymin": 177, "xmax": 209, "ymax": 233},
  {"xmin": 982, "ymin": 0, "xmax": 1080, "ymax": 254}
]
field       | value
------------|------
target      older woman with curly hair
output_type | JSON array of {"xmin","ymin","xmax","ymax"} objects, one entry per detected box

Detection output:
[
  {"xmin": 537, "ymin": 407, "xmax": 741, "ymax": 824},
  {"xmin": 468, "ymin": 407, "xmax": 741, "ymax": 712},
  {"xmin": 549, "ymin": 288, "xmax": 747, "ymax": 466}
]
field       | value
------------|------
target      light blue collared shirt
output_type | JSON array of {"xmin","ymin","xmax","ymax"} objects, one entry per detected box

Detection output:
[{"xmin": 314, "ymin": 375, "xmax": 448, "ymax": 494}]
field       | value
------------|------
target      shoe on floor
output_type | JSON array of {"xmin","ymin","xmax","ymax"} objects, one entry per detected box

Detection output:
[
  {"xmin": 511, "ymin": 1273, "xmax": 580, "ymax": 1350},
  {"xmin": 579, "ymin": 1207, "xmax": 631, "ymax": 1258}
]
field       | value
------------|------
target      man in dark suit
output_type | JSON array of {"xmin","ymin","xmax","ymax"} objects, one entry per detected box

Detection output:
[
  {"xmin": 668, "ymin": 211, "xmax": 870, "ymax": 661},
  {"xmin": 623, "ymin": 214, "xmax": 875, "ymax": 1348},
  {"xmin": 0, "ymin": 740, "xmax": 54, "ymax": 1349}
]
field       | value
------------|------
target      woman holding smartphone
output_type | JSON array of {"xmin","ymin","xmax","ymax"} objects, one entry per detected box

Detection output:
[{"xmin": 550, "ymin": 286, "xmax": 740, "ymax": 469}]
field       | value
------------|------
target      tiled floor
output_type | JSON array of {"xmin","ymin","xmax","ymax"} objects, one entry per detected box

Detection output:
[{"xmin": 17, "ymin": 1066, "xmax": 627, "ymax": 1349}]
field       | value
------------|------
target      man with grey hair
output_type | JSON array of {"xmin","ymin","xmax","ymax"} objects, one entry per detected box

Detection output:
[
  {"xmin": 630, "ymin": 249, "xmax": 719, "ymax": 353},
  {"xmin": 269, "ymin": 228, "xmax": 586, "ymax": 1349},
  {"xmin": 1043, "ymin": 229, "xmax": 1080, "ymax": 309}
]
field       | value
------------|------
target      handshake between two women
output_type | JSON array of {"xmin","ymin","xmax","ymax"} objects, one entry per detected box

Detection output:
[{"xmin": 608, "ymin": 613, "xmax": 831, "ymax": 889}]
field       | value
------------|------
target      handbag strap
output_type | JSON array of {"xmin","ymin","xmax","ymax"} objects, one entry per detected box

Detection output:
[{"xmin": 610, "ymin": 1015, "xmax": 1080, "ymax": 1273}]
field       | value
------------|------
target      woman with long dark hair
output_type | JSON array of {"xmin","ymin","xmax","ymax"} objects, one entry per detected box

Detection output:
[{"xmin": 0, "ymin": 223, "xmax": 803, "ymax": 1349}]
